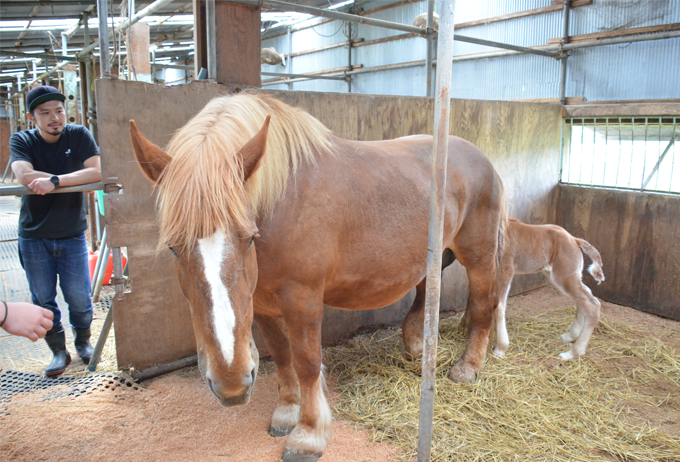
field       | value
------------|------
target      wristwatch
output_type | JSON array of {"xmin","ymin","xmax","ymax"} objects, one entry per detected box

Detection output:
[{"xmin": 50, "ymin": 175, "xmax": 60, "ymax": 187}]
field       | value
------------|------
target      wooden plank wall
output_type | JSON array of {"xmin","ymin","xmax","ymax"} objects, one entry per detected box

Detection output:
[
  {"xmin": 96, "ymin": 80, "xmax": 561, "ymax": 369},
  {"xmin": 557, "ymin": 185, "xmax": 680, "ymax": 321},
  {"xmin": 0, "ymin": 120, "xmax": 10, "ymax": 173}
]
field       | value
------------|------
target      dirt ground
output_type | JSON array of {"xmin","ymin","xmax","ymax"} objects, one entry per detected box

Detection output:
[{"xmin": 1, "ymin": 285, "xmax": 678, "ymax": 461}]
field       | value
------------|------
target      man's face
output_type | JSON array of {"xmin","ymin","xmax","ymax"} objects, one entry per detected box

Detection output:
[{"xmin": 28, "ymin": 100, "xmax": 67, "ymax": 140}]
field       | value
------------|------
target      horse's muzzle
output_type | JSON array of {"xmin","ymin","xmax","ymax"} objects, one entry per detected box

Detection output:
[{"xmin": 206, "ymin": 367, "xmax": 256, "ymax": 407}]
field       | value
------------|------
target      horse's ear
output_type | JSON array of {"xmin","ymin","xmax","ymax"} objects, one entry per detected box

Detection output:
[
  {"xmin": 239, "ymin": 115, "xmax": 271, "ymax": 182},
  {"xmin": 129, "ymin": 119, "xmax": 172, "ymax": 184}
]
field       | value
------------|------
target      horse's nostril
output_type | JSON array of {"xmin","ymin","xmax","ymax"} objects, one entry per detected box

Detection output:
[{"xmin": 243, "ymin": 370, "xmax": 254, "ymax": 387}]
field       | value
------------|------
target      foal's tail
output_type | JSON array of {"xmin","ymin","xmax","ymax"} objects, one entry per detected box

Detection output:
[{"xmin": 576, "ymin": 238, "xmax": 605, "ymax": 285}]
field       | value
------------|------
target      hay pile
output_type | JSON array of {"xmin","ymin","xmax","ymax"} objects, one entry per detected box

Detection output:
[{"xmin": 324, "ymin": 306, "xmax": 680, "ymax": 461}]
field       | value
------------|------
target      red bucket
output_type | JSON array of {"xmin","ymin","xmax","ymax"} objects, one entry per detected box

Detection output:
[{"xmin": 88, "ymin": 250, "xmax": 127, "ymax": 285}]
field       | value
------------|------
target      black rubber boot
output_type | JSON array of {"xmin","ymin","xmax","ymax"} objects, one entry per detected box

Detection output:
[
  {"xmin": 44, "ymin": 328, "xmax": 72, "ymax": 377},
  {"xmin": 73, "ymin": 327, "xmax": 94, "ymax": 364}
]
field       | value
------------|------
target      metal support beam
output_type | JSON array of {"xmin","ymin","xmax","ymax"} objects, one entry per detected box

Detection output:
[
  {"xmin": 0, "ymin": 182, "xmax": 105, "ymax": 196},
  {"xmin": 417, "ymin": 0, "xmax": 456, "ymax": 460},
  {"xmin": 453, "ymin": 33, "xmax": 558, "ymax": 57},
  {"xmin": 642, "ymin": 133, "xmax": 677, "ymax": 189},
  {"xmin": 227, "ymin": 0, "xmax": 425, "ymax": 35},
  {"xmin": 425, "ymin": 0, "xmax": 435, "ymax": 97},
  {"xmin": 262, "ymin": 71, "xmax": 345, "ymax": 81},
  {"xmin": 0, "ymin": 49, "xmax": 78, "ymax": 62},
  {"xmin": 347, "ymin": 21, "xmax": 352, "ymax": 93},
  {"xmin": 559, "ymin": 0, "xmax": 571, "ymax": 105},
  {"xmin": 287, "ymin": 25, "xmax": 293, "ymax": 90},
  {"xmin": 97, "ymin": 0, "xmax": 110, "ymax": 76},
  {"xmin": 206, "ymin": 0, "xmax": 217, "ymax": 79}
]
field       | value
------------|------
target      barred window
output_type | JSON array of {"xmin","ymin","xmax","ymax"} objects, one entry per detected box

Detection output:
[{"xmin": 561, "ymin": 117, "xmax": 679, "ymax": 194}]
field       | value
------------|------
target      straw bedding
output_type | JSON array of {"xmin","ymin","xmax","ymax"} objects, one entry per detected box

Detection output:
[{"xmin": 324, "ymin": 306, "xmax": 680, "ymax": 461}]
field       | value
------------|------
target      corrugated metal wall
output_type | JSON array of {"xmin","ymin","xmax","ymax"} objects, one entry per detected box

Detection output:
[{"xmin": 261, "ymin": 0, "xmax": 680, "ymax": 101}]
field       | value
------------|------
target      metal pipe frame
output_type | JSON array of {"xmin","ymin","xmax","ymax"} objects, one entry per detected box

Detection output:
[
  {"xmin": 97, "ymin": 0, "xmax": 110, "ymax": 77},
  {"xmin": 425, "ymin": 0, "xmax": 435, "ymax": 97},
  {"xmin": 0, "ymin": 49, "xmax": 78, "ymax": 62},
  {"xmin": 262, "ymin": 71, "xmax": 346, "ymax": 81},
  {"xmin": 417, "ymin": 0, "xmax": 456, "ymax": 460},
  {"xmin": 19, "ymin": 0, "xmax": 174, "ymax": 90},
  {"xmin": 206, "ymin": 0, "xmax": 217, "ymax": 79},
  {"xmin": 0, "ymin": 182, "xmax": 105, "ymax": 196},
  {"xmin": 228, "ymin": 0, "xmax": 557, "ymax": 58},
  {"xmin": 227, "ymin": 0, "xmax": 425, "ymax": 35},
  {"xmin": 559, "ymin": 0, "xmax": 571, "ymax": 105}
]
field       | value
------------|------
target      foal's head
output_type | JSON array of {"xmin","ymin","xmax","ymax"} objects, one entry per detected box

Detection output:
[{"xmin": 129, "ymin": 116, "xmax": 270, "ymax": 407}]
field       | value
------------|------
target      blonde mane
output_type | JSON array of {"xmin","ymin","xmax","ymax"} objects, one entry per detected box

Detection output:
[{"xmin": 156, "ymin": 92, "xmax": 333, "ymax": 251}]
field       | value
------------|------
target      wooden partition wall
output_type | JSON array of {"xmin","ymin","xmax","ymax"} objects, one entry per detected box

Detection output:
[
  {"xmin": 96, "ymin": 79, "xmax": 561, "ymax": 370},
  {"xmin": 557, "ymin": 185, "xmax": 680, "ymax": 321}
]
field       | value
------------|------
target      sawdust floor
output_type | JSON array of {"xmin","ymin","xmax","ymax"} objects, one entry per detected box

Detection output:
[{"xmin": 1, "ymin": 285, "xmax": 678, "ymax": 461}]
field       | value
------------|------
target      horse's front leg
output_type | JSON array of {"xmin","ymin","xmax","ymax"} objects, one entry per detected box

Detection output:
[
  {"xmin": 280, "ymin": 291, "xmax": 331, "ymax": 462},
  {"xmin": 253, "ymin": 313, "xmax": 301, "ymax": 437}
]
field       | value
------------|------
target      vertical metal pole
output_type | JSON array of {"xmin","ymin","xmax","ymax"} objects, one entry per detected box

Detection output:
[
  {"xmin": 62, "ymin": 33, "xmax": 68, "ymax": 56},
  {"xmin": 347, "ymin": 22, "xmax": 352, "ymax": 93},
  {"xmin": 97, "ymin": 0, "xmax": 111, "ymax": 77},
  {"xmin": 112, "ymin": 247, "xmax": 125, "ymax": 294},
  {"xmin": 206, "ymin": 0, "xmax": 217, "ymax": 79},
  {"xmin": 87, "ymin": 303, "xmax": 113, "ymax": 372},
  {"xmin": 425, "ymin": 0, "xmax": 435, "ymax": 97},
  {"xmin": 32, "ymin": 60, "xmax": 38, "ymax": 80},
  {"xmin": 558, "ymin": 0, "xmax": 570, "ymax": 105},
  {"xmin": 287, "ymin": 25, "xmax": 293, "ymax": 91},
  {"xmin": 92, "ymin": 242, "xmax": 110, "ymax": 302},
  {"xmin": 417, "ymin": 0, "xmax": 455, "ymax": 460}
]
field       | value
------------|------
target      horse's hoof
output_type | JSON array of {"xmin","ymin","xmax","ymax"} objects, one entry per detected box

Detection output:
[
  {"xmin": 448, "ymin": 362, "xmax": 477, "ymax": 383},
  {"xmin": 492, "ymin": 348, "xmax": 505, "ymax": 358},
  {"xmin": 282, "ymin": 449, "xmax": 322, "ymax": 462},
  {"xmin": 560, "ymin": 333, "xmax": 575, "ymax": 344},
  {"xmin": 269, "ymin": 425, "xmax": 294, "ymax": 437},
  {"xmin": 404, "ymin": 342, "xmax": 423, "ymax": 359}
]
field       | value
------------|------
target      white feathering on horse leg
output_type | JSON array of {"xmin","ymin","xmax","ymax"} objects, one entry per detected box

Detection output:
[
  {"xmin": 198, "ymin": 230, "xmax": 236, "ymax": 365},
  {"xmin": 286, "ymin": 372, "xmax": 332, "ymax": 455},
  {"xmin": 271, "ymin": 403, "xmax": 301, "ymax": 433}
]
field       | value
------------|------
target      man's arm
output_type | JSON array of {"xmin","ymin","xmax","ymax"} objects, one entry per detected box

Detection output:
[
  {"xmin": 11, "ymin": 160, "xmax": 51, "ymax": 186},
  {"xmin": 55, "ymin": 155, "xmax": 102, "ymax": 187},
  {"xmin": 23, "ymin": 155, "xmax": 102, "ymax": 195}
]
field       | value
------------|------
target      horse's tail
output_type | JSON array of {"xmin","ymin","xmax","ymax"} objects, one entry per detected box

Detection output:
[
  {"xmin": 495, "ymin": 176, "xmax": 509, "ymax": 296},
  {"xmin": 576, "ymin": 238, "xmax": 605, "ymax": 285}
]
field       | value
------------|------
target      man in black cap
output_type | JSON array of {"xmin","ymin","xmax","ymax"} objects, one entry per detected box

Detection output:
[{"xmin": 9, "ymin": 85, "xmax": 101, "ymax": 376}]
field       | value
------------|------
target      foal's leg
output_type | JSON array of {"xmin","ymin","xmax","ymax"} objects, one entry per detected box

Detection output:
[
  {"xmin": 279, "ymin": 291, "xmax": 331, "ymax": 462},
  {"xmin": 402, "ymin": 249, "xmax": 456, "ymax": 358},
  {"xmin": 253, "ymin": 313, "xmax": 301, "ymax": 437},
  {"xmin": 552, "ymin": 274, "xmax": 601, "ymax": 360},
  {"xmin": 493, "ymin": 273, "xmax": 514, "ymax": 358}
]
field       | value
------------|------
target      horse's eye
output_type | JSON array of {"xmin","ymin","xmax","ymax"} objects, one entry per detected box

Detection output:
[
  {"xmin": 169, "ymin": 247, "xmax": 179, "ymax": 258},
  {"xmin": 248, "ymin": 236, "xmax": 255, "ymax": 248}
]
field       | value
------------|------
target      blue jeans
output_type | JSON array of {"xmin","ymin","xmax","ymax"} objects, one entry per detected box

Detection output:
[{"xmin": 18, "ymin": 233, "xmax": 93, "ymax": 335}]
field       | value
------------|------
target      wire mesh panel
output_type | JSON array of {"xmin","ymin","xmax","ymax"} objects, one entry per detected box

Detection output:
[{"xmin": 561, "ymin": 117, "xmax": 679, "ymax": 193}]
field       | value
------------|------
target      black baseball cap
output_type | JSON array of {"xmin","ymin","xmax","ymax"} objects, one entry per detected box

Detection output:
[{"xmin": 26, "ymin": 85, "xmax": 66, "ymax": 112}]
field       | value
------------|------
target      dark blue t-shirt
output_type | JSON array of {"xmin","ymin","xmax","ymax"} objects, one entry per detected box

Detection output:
[{"xmin": 9, "ymin": 124, "xmax": 99, "ymax": 239}]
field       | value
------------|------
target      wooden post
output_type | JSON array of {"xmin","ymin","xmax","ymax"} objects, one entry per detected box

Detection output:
[
  {"xmin": 129, "ymin": 22, "xmax": 152, "ymax": 82},
  {"xmin": 193, "ymin": 1, "xmax": 261, "ymax": 86}
]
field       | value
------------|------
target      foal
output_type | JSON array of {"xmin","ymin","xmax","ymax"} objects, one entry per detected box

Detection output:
[{"xmin": 493, "ymin": 219, "xmax": 605, "ymax": 360}]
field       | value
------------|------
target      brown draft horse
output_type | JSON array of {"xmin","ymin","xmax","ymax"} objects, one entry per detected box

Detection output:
[
  {"xmin": 129, "ymin": 92, "xmax": 505, "ymax": 461},
  {"xmin": 490, "ymin": 219, "xmax": 605, "ymax": 359}
]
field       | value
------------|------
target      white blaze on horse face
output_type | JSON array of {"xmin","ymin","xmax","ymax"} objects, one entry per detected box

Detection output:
[{"xmin": 198, "ymin": 230, "xmax": 236, "ymax": 365}]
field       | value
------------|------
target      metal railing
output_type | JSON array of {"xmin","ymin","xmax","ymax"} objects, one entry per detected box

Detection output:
[{"xmin": 561, "ymin": 116, "xmax": 679, "ymax": 194}]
